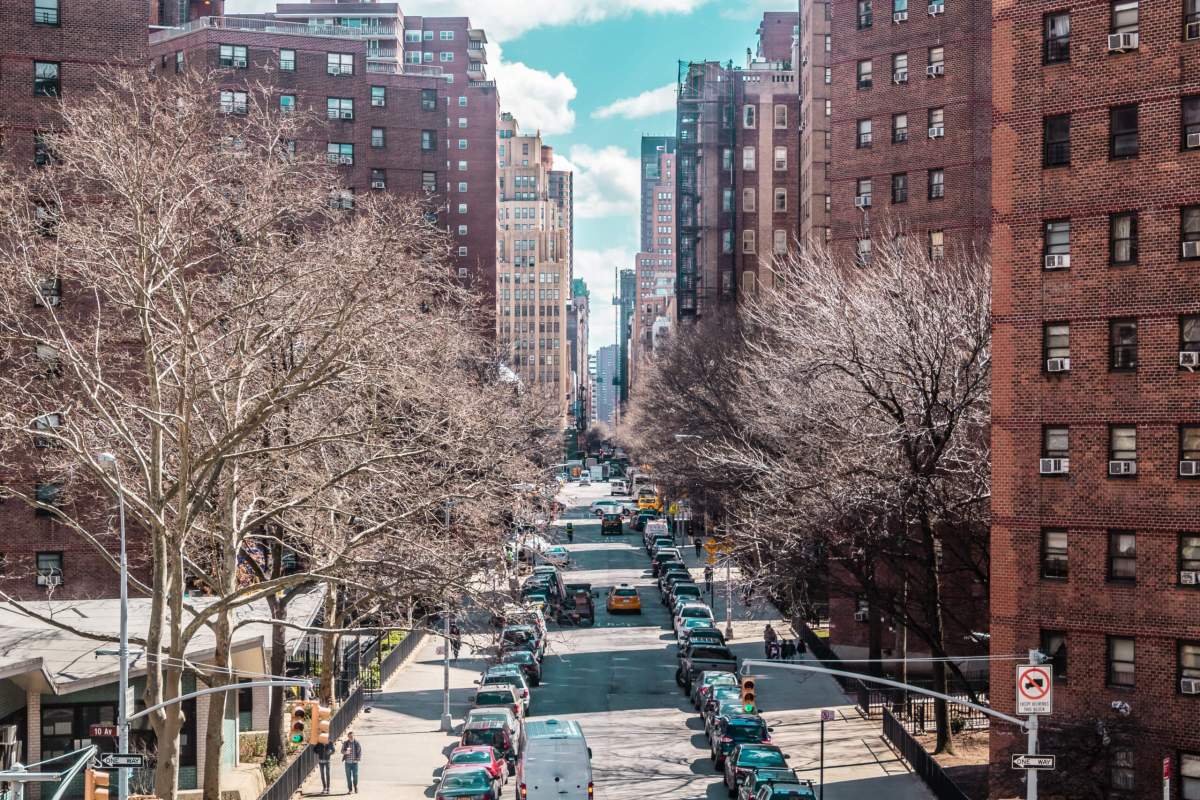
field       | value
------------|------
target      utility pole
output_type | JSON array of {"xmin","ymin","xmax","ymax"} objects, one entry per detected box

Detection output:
[
  {"xmin": 439, "ymin": 501, "xmax": 453, "ymax": 733},
  {"xmin": 1026, "ymin": 650, "xmax": 1040, "ymax": 800},
  {"xmin": 97, "ymin": 453, "xmax": 129, "ymax": 800},
  {"xmin": 723, "ymin": 556, "xmax": 733, "ymax": 640}
]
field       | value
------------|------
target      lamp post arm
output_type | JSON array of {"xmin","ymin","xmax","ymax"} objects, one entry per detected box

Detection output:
[{"xmin": 126, "ymin": 679, "xmax": 312, "ymax": 723}]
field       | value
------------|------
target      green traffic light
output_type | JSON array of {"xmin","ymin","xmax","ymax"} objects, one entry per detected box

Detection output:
[
  {"xmin": 744, "ymin": 703, "xmax": 755, "ymax": 713},
  {"xmin": 290, "ymin": 733, "xmax": 304, "ymax": 744}
]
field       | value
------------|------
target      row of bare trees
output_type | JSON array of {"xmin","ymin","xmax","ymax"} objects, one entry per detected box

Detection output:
[
  {"xmin": 625, "ymin": 233, "xmax": 991, "ymax": 754},
  {"xmin": 0, "ymin": 70, "xmax": 554, "ymax": 799}
]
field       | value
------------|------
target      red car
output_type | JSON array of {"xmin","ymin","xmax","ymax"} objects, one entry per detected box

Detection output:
[{"xmin": 445, "ymin": 745, "xmax": 505, "ymax": 782}]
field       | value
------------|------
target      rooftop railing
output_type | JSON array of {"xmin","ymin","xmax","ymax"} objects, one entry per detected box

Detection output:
[{"xmin": 150, "ymin": 16, "xmax": 368, "ymax": 45}]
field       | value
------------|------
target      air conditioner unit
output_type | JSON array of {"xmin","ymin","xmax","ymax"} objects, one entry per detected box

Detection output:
[
  {"xmin": 893, "ymin": 10, "xmax": 908, "ymax": 22},
  {"xmin": 1189, "ymin": 133, "xmax": 1200, "ymax": 150},
  {"xmin": 1107, "ymin": 32, "xmax": 1139, "ymax": 52},
  {"xmin": 371, "ymin": 180, "xmax": 386, "ymax": 190},
  {"xmin": 1039, "ymin": 458, "xmax": 1069, "ymax": 475},
  {"xmin": 1181, "ymin": 460, "xmax": 1200, "ymax": 476},
  {"xmin": 39, "ymin": 294, "xmax": 61, "ymax": 308},
  {"xmin": 1188, "ymin": 21, "xmax": 1200, "ymax": 41},
  {"xmin": 372, "ymin": 98, "xmax": 385, "ymax": 107},
  {"xmin": 853, "ymin": 610, "xmax": 869, "ymax": 623},
  {"xmin": 1046, "ymin": 357, "xmax": 1070, "ymax": 373},
  {"xmin": 1182, "ymin": 678, "xmax": 1200, "ymax": 695},
  {"xmin": 1182, "ymin": 570, "xmax": 1199, "ymax": 585},
  {"xmin": 928, "ymin": 3, "xmax": 944, "ymax": 16},
  {"xmin": 1044, "ymin": 254, "xmax": 1071, "ymax": 269},
  {"xmin": 927, "ymin": 63, "xmax": 945, "ymax": 77},
  {"xmin": 893, "ymin": 71, "xmax": 908, "ymax": 84},
  {"xmin": 232, "ymin": 58, "xmax": 247, "ymax": 68},
  {"xmin": 337, "ymin": 155, "xmax": 353, "ymax": 165},
  {"xmin": 854, "ymin": 195, "xmax": 872, "ymax": 208},
  {"xmin": 36, "ymin": 573, "xmax": 62, "ymax": 588},
  {"xmin": 1181, "ymin": 351, "xmax": 1200, "ymax": 368},
  {"xmin": 1109, "ymin": 460, "xmax": 1137, "ymax": 476},
  {"xmin": 1184, "ymin": 241, "xmax": 1200, "ymax": 259},
  {"xmin": 339, "ymin": 110, "xmax": 354, "ymax": 119},
  {"xmin": 928, "ymin": 125, "xmax": 944, "ymax": 138}
]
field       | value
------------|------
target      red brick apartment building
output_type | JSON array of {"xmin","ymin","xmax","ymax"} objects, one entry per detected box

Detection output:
[
  {"xmin": 991, "ymin": 1, "xmax": 1200, "ymax": 797},
  {"xmin": 797, "ymin": 0, "xmax": 832, "ymax": 248},
  {"xmin": 827, "ymin": 0, "xmax": 991, "ymax": 261}
]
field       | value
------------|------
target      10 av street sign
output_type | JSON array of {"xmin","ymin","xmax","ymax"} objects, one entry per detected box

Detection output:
[
  {"xmin": 1011, "ymin": 754, "xmax": 1056, "ymax": 771},
  {"xmin": 97, "ymin": 753, "xmax": 145, "ymax": 769}
]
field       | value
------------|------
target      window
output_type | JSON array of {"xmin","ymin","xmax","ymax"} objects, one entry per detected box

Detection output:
[
  {"xmin": 1110, "ymin": 425, "xmax": 1138, "ymax": 465},
  {"xmin": 1183, "ymin": 534, "xmax": 1200, "ymax": 581},
  {"xmin": 325, "ymin": 142, "xmax": 353, "ymax": 165},
  {"xmin": 370, "ymin": 127, "xmax": 385, "ymax": 148},
  {"xmin": 34, "ymin": 61, "xmax": 60, "ymax": 97},
  {"xmin": 370, "ymin": 168, "xmax": 386, "ymax": 190},
  {"xmin": 1041, "ymin": 529, "xmax": 1068, "ymax": 579},
  {"xmin": 857, "ymin": 178, "xmax": 873, "ymax": 205},
  {"xmin": 1044, "ymin": 114, "xmax": 1071, "ymax": 166},
  {"xmin": 327, "ymin": 97, "xmax": 354, "ymax": 120},
  {"xmin": 1044, "ymin": 219, "xmax": 1070, "ymax": 262},
  {"xmin": 825, "ymin": 34, "xmax": 831, "ymax": 52},
  {"xmin": 743, "ymin": 104, "xmax": 756, "ymax": 128},
  {"xmin": 34, "ymin": 133, "xmax": 55, "ymax": 167},
  {"xmin": 1110, "ymin": 104, "xmax": 1139, "ymax": 158},
  {"xmin": 894, "ymin": 0, "xmax": 908, "ymax": 13},
  {"xmin": 1043, "ymin": 426, "xmax": 1069, "ymax": 459},
  {"xmin": 420, "ymin": 89, "xmax": 436, "ymax": 111},
  {"xmin": 1044, "ymin": 322, "xmax": 1070, "ymax": 362},
  {"xmin": 774, "ymin": 147, "xmax": 788, "ymax": 171},
  {"xmin": 278, "ymin": 94, "xmax": 295, "ymax": 113},
  {"xmin": 1107, "ymin": 637, "xmax": 1135, "ymax": 687},
  {"xmin": 458, "ymin": 96, "xmax": 468, "ymax": 107},
  {"xmin": 722, "ymin": 230, "xmax": 734, "ymax": 254},
  {"xmin": 1040, "ymin": 630, "xmax": 1067, "ymax": 681},
  {"xmin": 857, "ymin": 59, "xmax": 873, "ymax": 90},
  {"xmin": 36, "ymin": 551, "xmax": 62, "ymax": 582},
  {"xmin": 892, "ymin": 53, "xmax": 908, "ymax": 82},
  {"xmin": 421, "ymin": 130, "xmax": 436, "ymax": 151},
  {"xmin": 773, "ymin": 230, "xmax": 787, "ymax": 254},
  {"xmin": 825, "ymin": 67, "xmax": 831, "ymax": 85},
  {"xmin": 440, "ymin": 52, "xmax": 454, "ymax": 62},
  {"xmin": 1182, "ymin": 97, "xmax": 1200, "ymax": 152},
  {"xmin": 928, "ymin": 46, "xmax": 944, "ymax": 72},
  {"xmin": 440, "ymin": 30, "xmax": 454, "ymax": 40},
  {"xmin": 457, "ymin": 139, "xmax": 467, "ymax": 150},
  {"xmin": 457, "ymin": 203, "xmax": 467, "ymax": 214},
  {"xmin": 857, "ymin": 0, "xmax": 873, "ymax": 28},
  {"xmin": 928, "ymin": 168, "xmax": 944, "ymax": 200},
  {"xmin": 825, "ymin": 99, "xmax": 831, "ymax": 117},
  {"xmin": 1186, "ymin": 206, "xmax": 1200, "ymax": 257},
  {"xmin": 742, "ymin": 188, "xmax": 756, "ymax": 213},
  {"xmin": 1111, "ymin": 0, "xmax": 1138, "ymax": 34},
  {"xmin": 422, "ymin": 172, "xmax": 436, "ymax": 193},
  {"xmin": 369, "ymin": 86, "xmax": 385, "ymax": 108},
  {"xmin": 742, "ymin": 147, "xmax": 755, "ymax": 170},
  {"xmin": 1183, "ymin": 316, "xmax": 1200, "ymax": 354},
  {"xmin": 1182, "ymin": 426, "xmax": 1200, "ymax": 470},
  {"xmin": 458, "ymin": 117, "xmax": 468, "ymax": 128},
  {"xmin": 1109, "ymin": 212, "xmax": 1138, "ymax": 265},
  {"xmin": 893, "ymin": 113, "xmax": 908, "ymax": 143},
  {"xmin": 857, "ymin": 119, "xmax": 873, "ymax": 148},
  {"xmin": 404, "ymin": 30, "xmax": 422, "ymax": 42},
  {"xmin": 928, "ymin": 106, "xmax": 944, "ymax": 134},
  {"xmin": 34, "ymin": 0, "xmax": 59, "ymax": 25},
  {"xmin": 928, "ymin": 230, "xmax": 944, "ymax": 260},
  {"xmin": 279, "ymin": 48, "xmax": 295, "ymax": 70},
  {"xmin": 1183, "ymin": 753, "xmax": 1200, "ymax": 800},
  {"xmin": 773, "ymin": 188, "xmax": 787, "ymax": 212},
  {"xmin": 327, "ymin": 52, "xmax": 354, "ymax": 75},
  {"xmin": 774, "ymin": 104, "xmax": 787, "ymax": 128},
  {"xmin": 220, "ymin": 90, "xmax": 248, "ymax": 115},
  {"xmin": 721, "ymin": 188, "xmax": 733, "ymax": 213},
  {"xmin": 423, "ymin": 52, "xmax": 433, "ymax": 64},
  {"xmin": 1110, "ymin": 319, "xmax": 1138, "ymax": 370},
  {"xmin": 1044, "ymin": 12, "xmax": 1070, "ymax": 63},
  {"xmin": 1108, "ymin": 530, "xmax": 1137, "ymax": 581},
  {"xmin": 892, "ymin": 173, "xmax": 908, "ymax": 203},
  {"xmin": 1111, "ymin": 750, "xmax": 1135, "ymax": 794},
  {"xmin": 856, "ymin": 238, "xmax": 872, "ymax": 265},
  {"xmin": 742, "ymin": 230, "xmax": 756, "ymax": 254}
]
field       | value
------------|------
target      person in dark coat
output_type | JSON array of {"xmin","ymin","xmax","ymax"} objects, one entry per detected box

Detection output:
[{"xmin": 314, "ymin": 741, "xmax": 334, "ymax": 794}]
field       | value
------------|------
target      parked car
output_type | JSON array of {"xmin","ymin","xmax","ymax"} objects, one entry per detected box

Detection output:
[
  {"xmin": 711, "ymin": 715, "xmax": 772, "ymax": 769},
  {"xmin": 705, "ymin": 698, "xmax": 748, "ymax": 742},
  {"xmin": 601, "ymin": 513, "xmax": 624, "ymax": 535},
  {"xmin": 446, "ymin": 745, "xmax": 507, "ymax": 782},
  {"xmin": 540, "ymin": 545, "xmax": 570, "ymax": 567},
  {"xmin": 501, "ymin": 625, "xmax": 545, "ymax": 661},
  {"xmin": 674, "ymin": 603, "xmax": 716, "ymax": 634},
  {"xmin": 668, "ymin": 582, "xmax": 703, "ymax": 608},
  {"xmin": 702, "ymin": 684, "xmax": 744, "ymax": 723},
  {"xmin": 480, "ymin": 666, "xmax": 532, "ymax": 714},
  {"xmin": 660, "ymin": 568, "xmax": 693, "ymax": 595},
  {"xmin": 501, "ymin": 648, "xmax": 543, "ymax": 686},
  {"xmin": 435, "ymin": 765, "xmax": 502, "ymax": 800},
  {"xmin": 692, "ymin": 670, "xmax": 739, "ymax": 710},
  {"xmin": 737, "ymin": 770, "xmax": 814, "ymax": 800},
  {"xmin": 679, "ymin": 627, "xmax": 726, "ymax": 650},
  {"xmin": 460, "ymin": 718, "xmax": 520, "ymax": 773},
  {"xmin": 590, "ymin": 499, "xmax": 623, "ymax": 515},
  {"xmin": 723, "ymin": 744, "xmax": 790, "ymax": 794},
  {"xmin": 610, "ymin": 479, "xmax": 628, "ymax": 495},
  {"xmin": 471, "ymin": 685, "xmax": 524, "ymax": 720},
  {"xmin": 651, "ymin": 550, "xmax": 683, "ymax": 576},
  {"xmin": 464, "ymin": 707, "xmax": 523, "ymax": 749}
]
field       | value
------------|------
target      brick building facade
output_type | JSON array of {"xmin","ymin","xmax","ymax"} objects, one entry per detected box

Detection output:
[
  {"xmin": 796, "ymin": 0, "xmax": 831, "ymax": 248},
  {"xmin": 991, "ymin": 1, "xmax": 1200, "ymax": 797}
]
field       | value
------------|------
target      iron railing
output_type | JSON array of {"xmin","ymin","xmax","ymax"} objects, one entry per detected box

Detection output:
[
  {"xmin": 150, "ymin": 16, "xmax": 365, "ymax": 45},
  {"xmin": 882, "ymin": 710, "xmax": 971, "ymax": 800}
]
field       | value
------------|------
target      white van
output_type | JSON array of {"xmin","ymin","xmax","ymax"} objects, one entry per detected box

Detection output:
[{"xmin": 518, "ymin": 719, "xmax": 592, "ymax": 799}]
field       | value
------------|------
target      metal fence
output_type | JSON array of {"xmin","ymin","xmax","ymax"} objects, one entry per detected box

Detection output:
[
  {"xmin": 882, "ymin": 709, "xmax": 971, "ymax": 800},
  {"xmin": 859, "ymin": 688, "xmax": 990, "ymax": 731}
]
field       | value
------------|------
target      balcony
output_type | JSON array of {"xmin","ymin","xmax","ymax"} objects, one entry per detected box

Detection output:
[
  {"xmin": 367, "ymin": 46, "xmax": 398, "ymax": 60},
  {"xmin": 468, "ymin": 42, "xmax": 487, "ymax": 62},
  {"xmin": 150, "ymin": 15, "xmax": 367, "ymax": 44},
  {"xmin": 468, "ymin": 28, "xmax": 487, "ymax": 43}
]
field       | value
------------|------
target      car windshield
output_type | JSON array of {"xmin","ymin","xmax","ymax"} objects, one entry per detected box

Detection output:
[
  {"xmin": 483, "ymin": 675, "xmax": 520, "ymax": 687},
  {"xmin": 440, "ymin": 770, "xmax": 491, "ymax": 790},
  {"xmin": 474, "ymin": 691, "xmax": 513, "ymax": 704},
  {"xmin": 451, "ymin": 750, "xmax": 491, "ymax": 764},
  {"xmin": 728, "ymin": 720, "xmax": 767, "ymax": 740},
  {"xmin": 615, "ymin": 588, "xmax": 637, "ymax": 596},
  {"xmin": 502, "ymin": 629, "xmax": 533, "ymax": 643},
  {"xmin": 718, "ymin": 702, "xmax": 743, "ymax": 718},
  {"xmin": 683, "ymin": 618, "xmax": 714, "ymax": 630},
  {"xmin": 682, "ymin": 606, "xmax": 712, "ymax": 618},
  {"xmin": 713, "ymin": 686, "xmax": 741, "ymax": 700},
  {"xmin": 690, "ymin": 647, "xmax": 733, "ymax": 660},
  {"xmin": 737, "ymin": 748, "xmax": 786, "ymax": 768},
  {"xmin": 704, "ymin": 673, "xmax": 737, "ymax": 685}
]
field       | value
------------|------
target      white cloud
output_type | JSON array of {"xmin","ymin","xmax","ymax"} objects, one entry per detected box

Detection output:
[
  {"xmin": 592, "ymin": 83, "xmax": 676, "ymax": 120},
  {"xmin": 490, "ymin": 43, "xmax": 577, "ymax": 136},
  {"xmin": 574, "ymin": 248, "xmax": 634, "ymax": 350},
  {"xmin": 553, "ymin": 145, "xmax": 639, "ymax": 220}
]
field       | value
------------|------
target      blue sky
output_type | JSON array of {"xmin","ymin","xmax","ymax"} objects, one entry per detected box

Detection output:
[{"xmin": 225, "ymin": 0, "xmax": 779, "ymax": 351}]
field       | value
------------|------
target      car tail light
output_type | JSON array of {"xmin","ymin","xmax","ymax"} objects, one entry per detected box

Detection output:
[
  {"xmin": 720, "ymin": 736, "xmax": 733, "ymax": 743},
  {"xmin": 519, "ymin": 784, "xmax": 527, "ymax": 799},
  {"xmin": 588, "ymin": 782, "xmax": 594, "ymax": 798}
]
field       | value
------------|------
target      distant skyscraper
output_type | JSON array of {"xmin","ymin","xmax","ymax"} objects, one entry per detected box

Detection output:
[
  {"xmin": 640, "ymin": 136, "xmax": 676, "ymax": 252},
  {"xmin": 594, "ymin": 344, "xmax": 620, "ymax": 427}
]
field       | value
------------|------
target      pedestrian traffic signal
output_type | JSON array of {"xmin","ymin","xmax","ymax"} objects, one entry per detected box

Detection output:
[
  {"xmin": 85, "ymin": 768, "xmax": 110, "ymax": 800},
  {"xmin": 310, "ymin": 704, "xmax": 332, "ymax": 745},
  {"xmin": 740, "ymin": 676, "xmax": 757, "ymax": 713},
  {"xmin": 290, "ymin": 702, "xmax": 311, "ymax": 744}
]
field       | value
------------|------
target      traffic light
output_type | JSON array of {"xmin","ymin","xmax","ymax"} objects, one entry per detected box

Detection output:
[
  {"xmin": 290, "ymin": 701, "xmax": 311, "ymax": 744},
  {"xmin": 310, "ymin": 705, "xmax": 332, "ymax": 746},
  {"xmin": 739, "ymin": 676, "xmax": 757, "ymax": 713},
  {"xmin": 85, "ymin": 768, "xmax": 110, "ymax": 800}
]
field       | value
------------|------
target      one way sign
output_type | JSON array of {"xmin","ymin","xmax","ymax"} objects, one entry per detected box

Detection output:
[
  {"xmin": 97, "ymin": 753, "xmax": 145, "ymax": 769},
  {"xmin": 1011, "ymin": 754, "xmax": 1056, "ymax": 771}
]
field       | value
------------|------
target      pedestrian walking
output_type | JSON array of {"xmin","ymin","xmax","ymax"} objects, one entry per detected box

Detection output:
[
  {"xmin": 314, "ymin": 741, "xmax": 333, "ymax": 794},
  {"xmin": 703, "ymin": 565, "xmax": 714, "ymax": 594},
  {"xmin": 694, "ymin": 538, "xmax": 702, "ymax": 558},
  {"xmin": 341, "ymin": 730, "xmax": 362, "ymax": 793},
  {"xmin": 763, "ymin": 623, "xmax": 778, "ymax": 659},
  {"xmin": 449, "ymin": 620, "xmax": 462, "ymax": 660},
  {"xmin": 781, "ymin": 638, "xmax": 796, "ymax": 662}
]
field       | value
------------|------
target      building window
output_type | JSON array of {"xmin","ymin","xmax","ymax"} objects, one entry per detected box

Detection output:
[
  {"xmin": 458, "ymin": 117, "xmax": 468, "ymax": 128},
  {"xmin": 34, "ymin": 61, "xmax": 60, "ymax": 97},
  {"xmin": 742, "ymin": 188, "xmax": 756, "ymax": 213},
  {"xmin": 423, "ymin": 52, "xmax": 433, "ymax": 64},
  {"xmin": 326, "ymin": 142, "xmax": 353, "ymax": 165},
  {"xmin": 721, "ymin": 230, "xmax": 733, "ymax": 254},
  {"xmin": 371, "ymin": 127, "xmax": 385, "ymax": 148},
  {"xmin": 34, "ymin": 0, "xmax": 59, "ymax": 25},
  {"xmin": 327, "ymin": 97, "xmax": 354, "ymax": 120},
  {"xmin": 279, "ymin": 94, "xmax": 296, "ymax": 112},
  {"xmin": 370, "ymin": 168, "xmax": 386, "ymax": 190},
  {"xmin": 1044, "ymin": 219, "xmax": 1070, "ymax": 264},
  {"xmin": 743, "ymin": 104, "xmax": 756, "ymax": 128},
  {"xmin": 773, "ymin": 147, "xmax": 788, "ymax": 171},
  {"xmin": 1111, "ymin": 0, "xmax": 1138, "ymax": 34},
  {"xmin": 279, "ymin": 48, "xmax": 295, "ymax": 70},
  {"xmin": 218, "ymin": 45, "xmax": 247, "ymax": 69},
  {"xmin": 1183, "ymin": 97, "xmax": 1200, "ymax": 149},
  {"xmin": 891, "ymin": 173, "xmax": 908, "ymax": 204},
  {"xmin": 440, "ymin": 52, "xmax": 454, "ymax": 62},
  {"xmin": 773, "ymin": 188, "xmax": 787, "ymax": 212},
  {"xmin": 1110, "ymin": 425, "xmax": 1138, "ymax": 468},
  {"xmin": 366, "ymin": 86, "xmax": 384, "ymax": 108},
  {"xmin": 892, "ymin": 52, "xmax": 908, "ymax": 83},
  {"xmin": 327, "ymin": 52, "xmax": 354, "ymax": 75},
  {"xmin": 1182, "ymin": 534, "xmax": 1200, "ymax": 582},
  {"xmin": 36, "ymin": 551, "xmax": 63, "ymax": 583},
  {"xmin": 773, "ymin": 230, "xmax": 787, "ymax": 254},
  {"xmin": 893, "ymin": 113, "xmax": 908, "ymax": 143},
  {"xmin": 458, "ymin": 203, "xmax": 467, "ymax": 214},
  {"xmin": 1044, "ymin": 322, "xmax": 1070, "ymax": 362},
  {"xmin": 458, "ymin": 96, "xmax": 468, "ymax": 107},
  {"xmin": 825, "ymin": 34, "xmax": 831, "ymax": 52},
  {"xmin": 928, "ymin": 107, "xmax": 944, "ymax": 136},
  {"xmin": 743, "ymin": 230, "xmax": 756, "ymax": 254},
  {"xmin": 1183, "ymin": 315, "xmax": 1200, "ymax": 356},
  {"xmin": 421, "ymin": 130, "xmax": 436, "ymax": 151},
  {"xmin": 856, "ymin": 178, "xmax": 873, "ymax": 206},
  {"xmin": 825, "ymin": 67, "xmax": 831, "ymax": 85},
  {"xmin": 721, "ymin": 188, "xmax": 733, "ymax": 213},
  {"xmin": 1109, "ymin": 319, "xmax": 1138, "ymax": 370},
  {"xmin": 1184, "ymin": 206, "xmax": 1200, "ymax": 257},
  {"xmin": 774, "ymin": 104, "xmax": 787, "ymax": 128},
  {"xmin": 176, "ymin": 51, "xmax": 184, "ymax": 72},
  {"xmin": 416, "ymin": 89, "xmax": 435, "ymax": 112},
  {"xmin": 857, "ymin": 59, "xmax": 873, "ymax": 90},
  {"xmin": 857, "ymin": 0, "xmax": 873, "ymax": 29},
  {"xmin": 928, "ymin": 230, "xmax": 944, "ymax": 260},
  {"xmin": 928, "ymin": 168, "xmax": 944, "ymax": 200},
  {"xmin": 457, "ymin": 139, "xmax": 468, "ymax": 150},
  {"xmin": 1110, "ymin": 212, "xmax": 1138, "ymax": 265},
  {"xmin": 458, "ymin": 246, "xmax": 468, "ymax": 256},
  {"xmin": 1110, "ymin": 104, "xmax": 1139, "ymax": 158},
  {"xmin": 825, "ymin": 99, "xmax": 831, "ymax": 117},
  {"xmin": 742, "ymin": 147, "xmax": 755, "ymax": 170},
  {"xmin": 1108, "ymin": 530, "xmax": 1137, "ymax": 582},
  {"xmin": 1110, "ymin": 750, "xmax": 1135, "ymax": 794},
  {"xmin": 1044, "ymin": 114, "xmax": 1071, "ymax": 166},
  {"xmin": 1044, "ymin": 12, "xmax": 1070, "ymax": 63},
  {"xmin": 1107, "ymin": 636, "xmax": 1135, "ymax": 688},
  {"xmin": 1043, "ymin": 426, "xmax": 1069, "ymax": 460},
  {"xmin": 1041, "ymin": 529, "xmax": 1068, "ymax": 579},
  {"xmin": 1040, "ymin": 630, "xmax": 1067, "ymax": 681},
  {"xmin": 34, "ymin": 133, "xmax": 55, "ymax": 168},
  {"xmin": 440, "ymin": 30, "xmax": 455, "ymax": 40},
  {"xmin": 220, "ymin": 90, "xmax": 248, "ymax": 115},
  {"xmin": 856, "ymin": 238, "xmax": 872, "ymax": 265},
  {"xmin": 1182, "ymin": 753, "xmax": 1200, "ymax": 800},
  {"xmin": 422, "ymin": 172, "xmax": 437, "ymax": 193},
  {"xmin": 856, "ymin": 119, "xmax": 873, "ymax": 148},
  {"xmin": 927, "ymin": 46, "xmax": 944, "ymax": 73}
]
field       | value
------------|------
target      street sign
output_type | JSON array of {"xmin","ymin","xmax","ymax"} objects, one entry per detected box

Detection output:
[
  {"xmin": 98, "ymin": 754, "xmax": 145, "ymax": 769},
  {"xmin": 1015, "ymin": 664, "xmax": 1053, "ymax": 714},
  {"xmin": 1164, "ymin": 756, "xmax": 1172, "ymax": 800},
  {"xmin": 820, "ymin": 709, "xmax": 835, "ymax": 722},
  {"xmin": 89, "ymin": 725, "xmax": 119, "ymax": 738},
  {"xmin": 1010, "ymin": 754, "xmax": 1055, "ymax": 771},
  {"xmin": 703, "ymin": 538, "xmax": 731, "ymax": 555}
]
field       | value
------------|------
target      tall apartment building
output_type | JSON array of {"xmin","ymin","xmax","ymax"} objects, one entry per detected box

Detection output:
[
  {"xmin": 827, "ymin": 0, "xmax": 990, "ymax": 261},
  {"xmin": 796, "ymin": 0, "xmax": 832, "ymax": 248},
  {"xmin": 640, "ymin": 135, "xmax": 676, "ymax": 252},
  {"xmin": 567, "ymin": 279, "xmax": 590, "ymax": 430},
  {"xmin": 990, "ymin": 2, "xmax": 1200, "ymax": 797},
  {"xmin": 593, "ymin": 344, "xmax": 620, "ymax": 428},
  {"xmin": 154, "ymin": 0, "xmax": 226, "ymax": 26},
  {"xmin": 675, "ymin": 12, "xmax": 800, "ymax": 319},
  {"xmin": 617, "ymin": 267, "xmax": 636, "ymax": 415},
  {"xmin": 495, "ymin": 113, "xmax": 573, "ymax": 418},
  {"xmin": 631, "ymin": 148, "xmax": 676, "ymax": 393}
]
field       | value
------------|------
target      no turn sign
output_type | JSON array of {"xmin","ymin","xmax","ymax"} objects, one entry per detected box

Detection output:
[{"xmin": 1016, "ymin": 665, "xmax": 1053, "ymax": 715}]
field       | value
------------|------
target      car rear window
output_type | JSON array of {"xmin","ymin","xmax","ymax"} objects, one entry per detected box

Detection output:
[
  {"xmin": 728, "ymin": 720, "xmax": 767, "ymax": 741},
  {"xmin": 676, "ymin": 585, "xmax": 700, "ymax": 594},
  {"xmin": 451, "ymin": 749, "xmax": 492, "ymax": 764},
  {"xmin": 682, "ymin": 606, "xmax": 712, "ymax": 618},
  {"xmin": 737, "ymin": 748, "xmax": 787, "ymax": 768},
  {"xmin": 615, "ymin": 588, "xmax": 637, "ymax": 596},
  {"xmin": 690, "ymin": 647, "xmax": 734, "ymax": 660},
  {"xmin": 475, "ymin": 691, "xmax": 514, "ymax": 704},
  {"xmin": 440, "ymin": 770, "xmax": 491, "ymax": 790},
  {"xmin": 713, "ymin": 686, "xmax": 741, "ymax": 700}
]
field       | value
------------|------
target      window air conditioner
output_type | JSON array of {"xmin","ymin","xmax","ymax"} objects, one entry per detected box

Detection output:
[
  {"xmin": 1188, "ymin": 132, "xmax": 1200, "ymax": 149},
  {"xmin": 1181, "ymin": 460, "xmax": 1200, "ymax": 477},
  {"xmin": 1039, "ymin": 458, "xmax": 1069, "ymax": 475},
  {"xmin": 1044, "ymin": 254, "xmax": 1070, "ymax": 269},
  {"xmin": 39, "ymin": 293, "xmax": 61, "ymax": 308},
  {"xmin": 893, "ymin": 71, "xmax": 908, "ymax": 84},
  {"xmin": 928, "ymin": 125, "xmax": 945, "ymax": 138},
  {"xmin": 372, "ymin": 98, "xmax": 385, "ymax": 107},
  {"xmin": 1107, "ymin": 32, "xmax": 1139, "ymax": 52},
  {"xmin": 1182, "ymin": 570, "xmax": 1199, "ymax": 585},
  {"xmin": 1045, "ymin": 357, "xmax": 1070, "ymax": 373},
  {"xmin": 1180, "ymin": 351, "xmax": 1200, "ymax": 368},
  {"xmin": 338, "ymin": 155, "xmax": 353, "ymax": 165},
  {"xmin": 1184, "ymin": 241, "xmax": 1200, "ymax": 258},
  {"xmin": 340, "ymin": 110, "xmax": 354, "ymax": 119},
  {"xmin": 36, "ymin": 573, "xmax": 62, "ymax": 587},
  {"xmin": 1188, "ymin": 21, "xmax": 1200, "ymax": 41},
  {"xmin": 854, "ymin": 194, "xmax": 872, "ymax": 208},
  {"xmin": 893, "ymin": 10, "xmax": 908, "ymax": 22},
  {"xmin": 1182, "ymin": 678, "xmax": 1200, "ymax": 695},
  {"xmin": 233, "ymin": 58, "xmax": 247, "ymax": 68},
  {"xmin": 371, "ymin": 181, "xmax": 386, "ymax": 189},
  {"xmin": 927, "ymin": 63, "xmax": 945, "ymax": 77},
  {"xmin": 928, "ymin": 3, "xmax": 944, "ymax": 16},
  {"xmin": 853, "ymin": 610, "xmax": 869, "ymax": 623},
  {"xmin": 1108, "ymin": 460, "xmax": 1137, "ymax": 476}
]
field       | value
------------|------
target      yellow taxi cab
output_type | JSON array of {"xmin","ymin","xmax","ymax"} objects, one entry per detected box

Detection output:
[
  {"xmin": 636, "ymin": 488, "xmax": 663, "ymax": 512},
  {"xmin": 606, "ymin": 584, "xmax": 642, "ymax": 614}
]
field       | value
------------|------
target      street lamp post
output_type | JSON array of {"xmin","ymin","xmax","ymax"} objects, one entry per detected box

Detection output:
[
  {"xmin": 440, "ymin": 501, "xmax": 454, "ymax": 733},
  {"xmin": 724, "ymin": 556, "xmax": 733, "ymax": 639},
  {"xmin": 97, "ymin": 453, "xmax": 129, "ymax": 800}
]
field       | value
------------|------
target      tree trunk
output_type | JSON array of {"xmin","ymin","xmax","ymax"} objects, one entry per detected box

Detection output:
[
  {"xmin": 867, "ymin": 607, "xmax": 884, "ymax": 677},
  {"xmin": 320, "ymin": 586, "xmax": 339, "ymax": 707},
  {"xmin": 201, "ymin": 606, "xmax": 232, "ymax": 800},
  {"xmin": 266, "ymin": 586, "xmax": 290, "ymax": 763},
  {"xmin": 918, "ymin": 508, "xmax": 955, "ymax": 755},
  {"xmin": 152, "ymin": 667, "xmax": 184, "ymax": 800}
]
